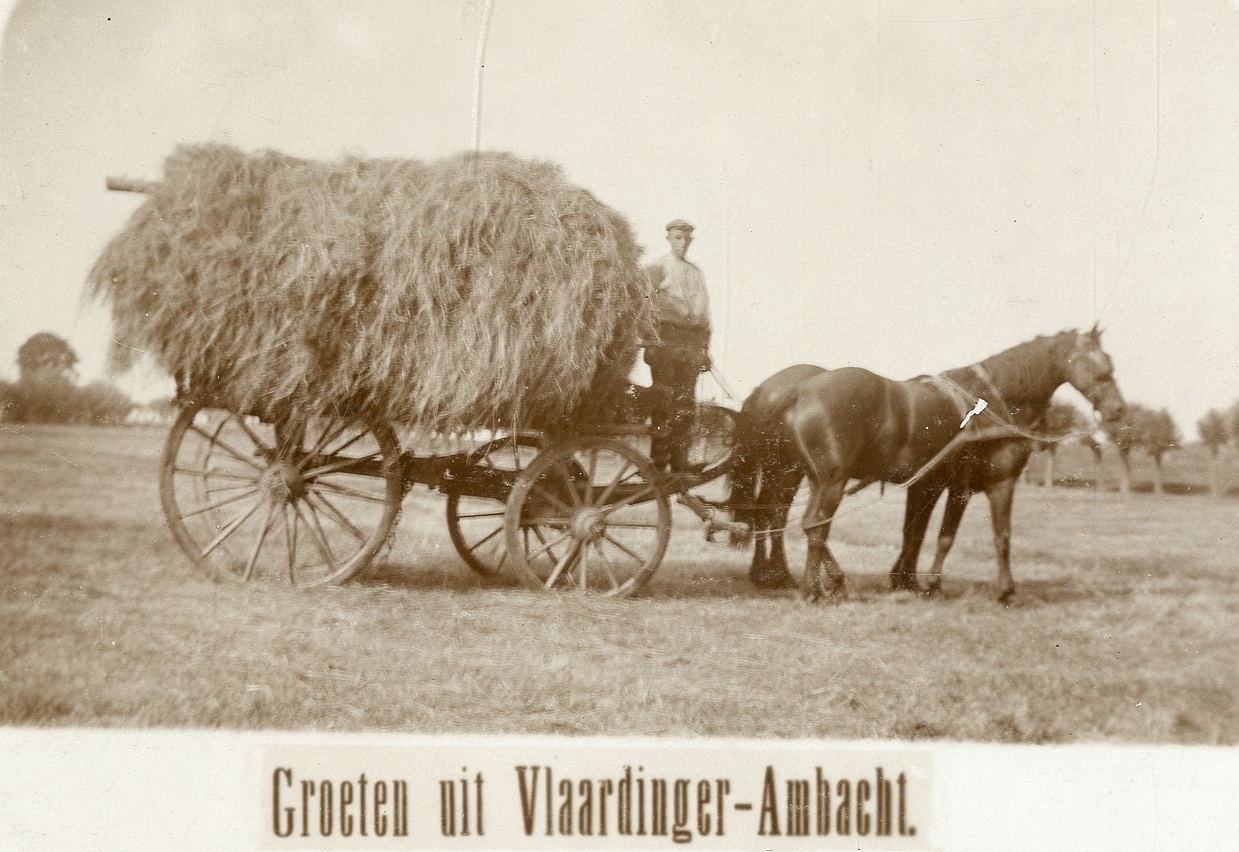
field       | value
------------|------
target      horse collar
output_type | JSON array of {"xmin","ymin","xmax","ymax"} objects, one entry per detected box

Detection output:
[{"xmin": 969, "ymin": 363, "xmax": 1010, "ymax": 417}]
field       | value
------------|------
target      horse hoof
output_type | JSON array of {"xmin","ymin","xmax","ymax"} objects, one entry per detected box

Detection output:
[
  {"xmin": 751, "ymin": 568, "xmax": 795, "ymax": 589},
  {"xmin": 922, "ymin": 584, "xmax": 941, "ymax": 598},
  {"xmin": 996, "ymin": 587, "xmax": 1015, "ymax": 605}
]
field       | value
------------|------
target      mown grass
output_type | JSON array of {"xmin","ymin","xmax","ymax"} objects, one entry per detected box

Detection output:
[{"xmin": 1, "ymin": 423, "xmax": 1237, "ymax": 743}]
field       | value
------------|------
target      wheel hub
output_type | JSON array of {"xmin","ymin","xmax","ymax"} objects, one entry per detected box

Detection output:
[
  {"xmin": 571, "ymin": 507, "xmax": 607, "ymax": 542},
  {"xmin": 260, "ymin": 461, "xmax": 304, "ymax": 503}
]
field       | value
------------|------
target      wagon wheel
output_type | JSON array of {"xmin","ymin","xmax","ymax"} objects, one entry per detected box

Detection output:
[
  {"xmin": 445, "ymin": 434, "xmax": 543, "ymax": 576},
  {"xmin": 160, "ymin": 401, "xmax": 403, "ymax": 587},
  {"xmin": 504, "ymin": 437, "xmax": 671, "ymax": 597},
  {"xmin": 684, "ymin": 403, "xmax": 740, "ymax": 482}
]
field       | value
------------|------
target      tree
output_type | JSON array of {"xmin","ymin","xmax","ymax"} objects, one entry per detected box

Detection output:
[
  {"xmin": 1037, "ymin": 401, "xmax": 1086, "ymax": 487},
  {"xmin": 1138, "ymin": 407, "xmax": 1180, "ymax": 494},
  {"xmin": 1104, "ymin": 403, "xmax": 1181, "ymax": 494},
  {"xmin": 1197, "ymin": 408, "xmax": 1231, "ymax": 498},
  {"xmin": 16, "ymin": 332, "xmax": 78, "ymax": 384},
  {"xmin": 7, "ymin": 334, "xmax": 135, "ymax": 425},
  {"xmin": 0, "ymin": 379, "xmax": 14, "ymax": 422},
  {"xmin": 1102, "ymin": 405, "xmax": 1142, "ymax": 494},
  {"xmin": 1079, "ymin": 430, "xmax": 1105, "ymax": 491},
  {"xmin": 1229, "ymin": 401, "xmax": 1239, "ymax": 454}
]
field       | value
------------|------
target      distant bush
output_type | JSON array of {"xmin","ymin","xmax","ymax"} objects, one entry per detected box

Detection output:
[
  {"xmin": 1, "ymin": 378, "xmax": 135, "ymax": 425},
  {"xmin": 76, "ymin": 381, "xmax": 137, "ymax": 425}
]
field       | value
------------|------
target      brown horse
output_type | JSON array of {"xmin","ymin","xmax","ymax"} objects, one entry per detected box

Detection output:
[{"xmin": 727, "ymin": 328, "xmax": 1125, "ymax": 602}]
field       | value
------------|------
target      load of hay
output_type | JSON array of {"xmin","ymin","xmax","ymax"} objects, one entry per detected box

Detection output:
[{"xmin": 89, "ymin": 143, "xmax": 653, "ymax": 431}]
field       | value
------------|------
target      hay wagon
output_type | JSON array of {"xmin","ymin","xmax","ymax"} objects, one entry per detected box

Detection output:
[{"xmin": 97, "ymin": 147, "xmax": 746, "ymax": 596}]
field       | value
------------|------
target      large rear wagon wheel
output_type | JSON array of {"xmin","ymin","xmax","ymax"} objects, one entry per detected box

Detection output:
[
  {"xmin": 160, "ymin": 402, "xmax": 403, "ymax": 587},
  {"xmin": 504, "ymin": 437, "xmax": 671, "ymax": 597},
  {"xmin": 445, "ymin": 434, "xmax": 543, "ymax": 576}
]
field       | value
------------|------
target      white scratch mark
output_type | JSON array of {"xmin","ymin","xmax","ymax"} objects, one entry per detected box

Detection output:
[{"xmin": 960, "ymin": 398, "xmax": 988, "ymax": 429}]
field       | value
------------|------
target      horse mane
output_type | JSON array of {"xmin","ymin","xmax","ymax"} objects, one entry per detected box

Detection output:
[{"xmin": 944, "ymin": 329, "xmax": 1084, "ymax": 423}]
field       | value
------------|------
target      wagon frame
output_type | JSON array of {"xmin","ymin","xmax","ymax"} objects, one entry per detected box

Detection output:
[{"xmin": 159, "ymin": 394, "xmax": 745, "ymax": 597}]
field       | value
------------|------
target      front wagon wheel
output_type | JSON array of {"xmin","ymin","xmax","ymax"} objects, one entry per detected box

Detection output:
[
  {"xmin": 159, "ymin": 402, "xmax": 403, "ymax": 586},
  {"xmin": 504, "ymin": 437, "xmax": 671, "ymax": 597}
]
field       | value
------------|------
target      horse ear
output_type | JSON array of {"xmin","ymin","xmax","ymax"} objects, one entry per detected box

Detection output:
[{"xmin": 1088, "ymin": 321, "xmax": 1102, "ymax": 341}]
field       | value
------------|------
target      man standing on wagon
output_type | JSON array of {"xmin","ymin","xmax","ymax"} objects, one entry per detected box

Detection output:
[{"xmin": 644, "ymin": 219, "xmax": 712, "ymax": 474}]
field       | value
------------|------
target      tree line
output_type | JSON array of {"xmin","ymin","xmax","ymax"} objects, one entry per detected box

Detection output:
[
  {"xmin": 1032, "ymin": 400, "xmax": 1181, "ymax": 494},
  {"xmin": 0, "ymin": 332, "xmax": 136, "ymax": 425}
]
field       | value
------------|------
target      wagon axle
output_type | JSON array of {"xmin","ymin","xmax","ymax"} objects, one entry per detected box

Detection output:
[{"xmin": 259, "ymin": 462, "xmax": 306, "ymax": 503}]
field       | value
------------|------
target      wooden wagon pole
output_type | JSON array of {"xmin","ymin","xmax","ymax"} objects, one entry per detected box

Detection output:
[{"xmin": 106, "ymin": 177, "xmax": 161, "ymax": 194}]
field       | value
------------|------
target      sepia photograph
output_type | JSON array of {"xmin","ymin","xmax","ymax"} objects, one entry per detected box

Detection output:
[{"xmin": 2, "ymin": 1, "xmax": 1237, "ymax": 848}]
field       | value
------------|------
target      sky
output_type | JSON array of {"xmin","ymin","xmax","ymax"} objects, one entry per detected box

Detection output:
[{"xmin": 1, "ymin": 0, "xmax": 1236, "ymax": 433}]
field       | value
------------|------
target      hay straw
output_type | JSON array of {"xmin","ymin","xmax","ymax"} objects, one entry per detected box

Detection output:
[{"xmin": 89, "ymin": 144, "xmax": 653, "ymax": 431}]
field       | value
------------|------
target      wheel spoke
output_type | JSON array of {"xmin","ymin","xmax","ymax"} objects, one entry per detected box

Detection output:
[
  {"xmin": 544, "ymin": 539, "xmax": 581, "ymax": 589},
  {"xmin": 465, "ymin": 524, "xmax": 504, "ymax": 554},
  {"xmin": 454, "ymin": 508, "xmax": 507, "ymax": 520},
  {"xmin": 305, "ymin": 488, "xmax": 368, "ymax": 543},
  {"xmin": 556, "ymin": 460, "xmax": 583, "ymax": 508},
  {"xmin": 293, "ymin": 499, "xmax": 338, "ymax": 574},
  {"xmin": 598, "ymin": 482, "xmax": 660, "ymax": 516},
  {"xmin": 585, "ymin": 450, "xmax": 598, "ymax": 504},
  {"xmin": 242, "ymin": 501, "xmax": 280, "ymax": 581},
  {"xmin": 597, "ymin": 519, "xmax": 661, "ymax": 530},
  {"xmin": 284, "ymin": 502, "xmax": 299, "ymax": 584},
  {"xmin": 595, "ymin": 457, "xmax": 636, "ymax": 506},
  {"xmin": 179, "ymin": 485, "xmax": 260, "ymax": 519},
  {"xmin": 229, "ymin": 412, "xmax": 274, "ymax": 456},
  {"xmin": 199, "ymin": 496, "xmax": 263, "ymax": 558},
  {"xmin": 319, "ymin": 425, "xmax": 368, "ymax": 459},
  {"xmin": 305, "ymin": 416, "xmax": 351, "ymax": 461},
  {"xmin": 526, "ymin": 527, "xmax": 572, "ymax": 562},
  {"xmin": 205, "ymin": 480, "xmax": 260, "ymax": 496},
  {"xmin": 601, "ymin": 531, "xmax": 646, "ymax": 566},
  {"xmin": 309, "ymin": 478, "xmax": 390, "ymax": 504},
  {"xmin": 593, "ymin": 545, "xmax": 623, "ymax": 590},
  {"xmin": 529, "ymin": 481, "xmax": 574, "ymax": 516},
  {"xmin": 175, "ymin": 467, "xmax": 258, "ymax": 483},
  {"xmin": 578, "ymin": 544, "xmax": 589, "ymax": 592},
  {"xmin": 189, "ymin": 424, "xmax": 263, "ymax": 472}
]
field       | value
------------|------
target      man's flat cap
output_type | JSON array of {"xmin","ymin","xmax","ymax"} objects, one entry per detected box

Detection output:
[{"xmin": 665, "ymin": 219, "xmax": 695, "ymax": 233}]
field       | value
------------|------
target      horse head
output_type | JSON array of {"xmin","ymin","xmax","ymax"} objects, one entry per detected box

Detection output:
[{"xmin": 1063, "ymin": 325, "xmax": 1125, "ymax": 423}]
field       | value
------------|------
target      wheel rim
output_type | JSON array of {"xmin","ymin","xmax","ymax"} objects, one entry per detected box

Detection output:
[
  {"xmin": 504, "ymin": 438, "xmax": 670, "ymax": 597},
  {"xmin": 445, "ymin": 435, "xmax": 543, "ymax": 576},
  {"xmin": 160, "ymin": 403, "xmax": 402, "ymax": 586}
]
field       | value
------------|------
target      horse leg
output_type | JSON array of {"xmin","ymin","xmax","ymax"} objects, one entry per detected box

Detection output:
[
  {"xmin": 757, "ymin": 467, "xmax": 801, "ymax": 588},
  {"xmin": 923, "ymin": 485, "xmax": 971, "ymax": 595},
  {"xmin": 801, "ymin": 477, "xmax": 847, "ymax": 602},
  {"xmin": 748, "ymin": 518, "xmax": 771, "ymax": 585},
  {"xmin": 890, "ymin": 480, "xmax": 942, "ymax": 592},
  {"xmin": 985, "ymin": 476, "xmax": 1018, "ymax": 603}
]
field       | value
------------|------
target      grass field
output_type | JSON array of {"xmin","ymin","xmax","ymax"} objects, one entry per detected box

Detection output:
[{"xmin": 2, "ymin": 422, "xmax": 1237, "ymax": 743}]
